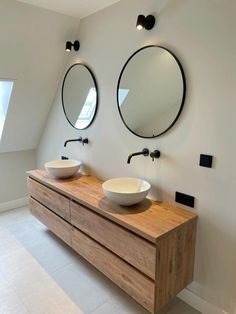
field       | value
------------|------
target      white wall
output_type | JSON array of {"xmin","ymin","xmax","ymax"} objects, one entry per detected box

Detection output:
[
  {"xmin": 0, "ymin": 0, "xmax": 79, "ymax": 205},
  {"xmin": 37, "ymin": 0, "xmax": 236, "ymax": 313},
  {"xmin": 0, "ymin": 0, "xmax": 79, "ymax": 153},
  {"xmin": 0, "ymin": 150, "xmax": 36, "ymax": 203}
]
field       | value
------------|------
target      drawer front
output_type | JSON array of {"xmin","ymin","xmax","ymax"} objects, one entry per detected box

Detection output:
[
  {"xmin": 29, "ymin": 198, "xmax": 71, "ymax": 246},
  {"xmin": 71, "ymin": 227, "xmax": 155, "ymax": 312},
  {"xmin": 71, "ymin": 202, "xmax": 156, "ymax": 280},
  {"xmin": 28, "ymin": 178, "xmax": 70, "ymax": 221}
]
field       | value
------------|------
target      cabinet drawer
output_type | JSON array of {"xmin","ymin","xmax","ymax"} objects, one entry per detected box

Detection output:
[
  {"xmin": 71, "ymin": 201, "xmax": 156, "ymax": 279},
  {"xmin": 28, "ymin": 178, "xmax": 70, "ymax": 221},
  {"xmin": 29, "ymin": 198, "xmax": 71, "ymax": 246},
  {"xmin": 71, "ymin": 227, "xmax": 155, "ymax": 313}
]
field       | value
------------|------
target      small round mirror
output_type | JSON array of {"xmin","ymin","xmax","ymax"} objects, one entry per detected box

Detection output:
[
  {"xmin": 117, "ymin": 46, "xmax": 186, "ymax": 138},
  {"xmin": 62, "ymin": 63, "xmax": 98, "ymax": 129}
]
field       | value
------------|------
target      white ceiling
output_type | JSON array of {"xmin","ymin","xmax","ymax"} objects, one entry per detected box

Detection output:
[{"xmin": 16, "ymin": 0, "xmax": 120, "ymax": 18}]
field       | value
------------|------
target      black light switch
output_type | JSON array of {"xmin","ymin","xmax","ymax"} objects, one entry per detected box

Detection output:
[
  {"xmin": 175, "ymin": 192, "xmax": 195, "ymax": 208},
  {"xmin": 199, "ymin": 154, "xmax": 213, "ymax": 168}
]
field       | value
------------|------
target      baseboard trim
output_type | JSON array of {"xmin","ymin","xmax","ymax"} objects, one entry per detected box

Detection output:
[
  {"xmin": 178, "ymin": 288, "xmax": 229, "ymax": 314},
  {"xmin": 0, "ymin": 197, "xmax": 28, "ymax": 212}
]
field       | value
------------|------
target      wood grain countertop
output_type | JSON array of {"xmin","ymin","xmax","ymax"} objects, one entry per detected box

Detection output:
[{"xmin": 27, "ymin": 169, "xmax": 197, "ymax": 243}]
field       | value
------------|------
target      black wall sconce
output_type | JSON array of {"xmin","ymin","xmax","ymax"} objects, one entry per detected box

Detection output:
[
  {"xmin": 136, "ymin": 15, "xmax": 155, "ymax": 30},
  {"xmin": 65, "ymin": 40, "xmax": 80, "ymax": 52}
]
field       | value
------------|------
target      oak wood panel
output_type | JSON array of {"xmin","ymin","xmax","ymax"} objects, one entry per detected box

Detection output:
[
  {"xmin": 154, "ymin": 220, "xmax": 197, "ymax": 312},
  {"xmin": 27, "ymin": 170, "xmax": 197, "ymax": 243},
  {"xmin": 29, "ymin": 197, "xmax": 71, "ymax": 246},
  {"xmin": 71, "ymin": 201, "xmax": 156, "ymax": 279},
  {"xmin": 28, "ymin": 177, "xmax": 70, "ymax": 221},
  {"xmin": 71, "ymin": 227, "xmax": 155, "ymax": 313}
]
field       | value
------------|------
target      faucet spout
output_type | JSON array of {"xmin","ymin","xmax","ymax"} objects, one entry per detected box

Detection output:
[
  {"xmin": 127, "ymin": 148, "xmax": 149, "ymax": 164},
  {"xmin": 64, "ymin": 137, "xmax": 82, "ymax": 147}
]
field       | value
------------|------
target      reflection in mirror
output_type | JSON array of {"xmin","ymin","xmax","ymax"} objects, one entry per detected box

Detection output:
[
  {"xmin": 62, "ymin": 63, "xmax": 98, "ymax": 130},
  {"xmin": 117, "ymin": 46, "xmax": 186, "ymax": 138}
]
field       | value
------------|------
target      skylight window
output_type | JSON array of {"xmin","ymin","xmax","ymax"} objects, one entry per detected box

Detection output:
[
  {"xmin": 118, "ymin": 89, "xmax": 129, "ymax": 106},
  {"xmin": 0, "ymin": 80, "xmax": 14, "ymax": 139},
  {"xmin": 75, "ymin": 87, "xmax": 96, "ymax": 129}
]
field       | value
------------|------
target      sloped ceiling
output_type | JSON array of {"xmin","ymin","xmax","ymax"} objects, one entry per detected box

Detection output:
[
  {"xmin": 0, "ymin": 0, "xmax": 79, "ymax": 152},
  {"xmin": 15, "ymin": 0, "xmax": 120, "ymax": 18}
]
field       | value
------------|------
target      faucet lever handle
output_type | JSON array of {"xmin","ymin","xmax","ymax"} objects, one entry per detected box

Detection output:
[
  {"xmin": 150, "ymin": 150, "xmax": 161, "ymax": 161},
  {"xmin": 82, "ymin": 138, "xmax": 88, "ymax": 145}
]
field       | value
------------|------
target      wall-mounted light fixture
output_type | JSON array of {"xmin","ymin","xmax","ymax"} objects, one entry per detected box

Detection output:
[
  {"xmin": 65, "ymin": 40, "xmax": 80, "ymax": 52},
  {"xmin": 136, "ymin": 15, "xmax": 155, "ymax": 30}
]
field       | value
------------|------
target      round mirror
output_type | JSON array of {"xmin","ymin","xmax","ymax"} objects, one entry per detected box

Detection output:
[
  {"xmin": 117, "ymin": 46, "xmax": 186, "ymax": 138},
  {"xmin": 62, "ymin": 63, "xmax": 98, "ymax": 129}
]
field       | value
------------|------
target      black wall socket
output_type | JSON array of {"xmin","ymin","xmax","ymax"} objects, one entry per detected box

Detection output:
[
  {"xmin": 175, "ymin": 191, "xmax": 195, "ymax": 208},
  {"xmin": 199, "ymin": 154, "xmax": 213, "ymax": 168}
]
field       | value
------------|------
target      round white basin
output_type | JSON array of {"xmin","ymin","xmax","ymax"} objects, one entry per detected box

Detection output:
[
  {"xmin": 45, "ymin": 160, "xmax": 81, "ymax": 179},
  {"xmin": 102, "ymin": 177, "xmax": 151, "ymax": 206}
]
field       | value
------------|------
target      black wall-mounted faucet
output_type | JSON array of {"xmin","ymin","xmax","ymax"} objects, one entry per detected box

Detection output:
[
  {"xmin": 127, "ymin": 148, "xmax": 149, "ymax": 164},
  {"xmin": 64, "ymin": 137, "xmax": 89, "ymax": 147},
  {"xmin": 64, "ymin": 138, "xmax": 81, "ymax": 147}
]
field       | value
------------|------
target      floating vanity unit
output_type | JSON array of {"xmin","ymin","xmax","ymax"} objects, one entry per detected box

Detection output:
[{"xmin": 27, "ymin": 170, "xmax": 197, "ymax": 313}]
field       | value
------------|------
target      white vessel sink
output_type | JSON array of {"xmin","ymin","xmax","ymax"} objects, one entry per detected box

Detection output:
[
  {"xmin": 102, "ymin": 177, "xmax": 151, "ymax": 206},
  {"xmin": 45, "ymin": 160, "xmax": 81, "ymax": 179}
]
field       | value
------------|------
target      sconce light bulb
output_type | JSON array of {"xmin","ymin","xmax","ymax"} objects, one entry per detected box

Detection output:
[{"xmin": 137, "ymin": 24, "xmax": 143, "ymax": 30}]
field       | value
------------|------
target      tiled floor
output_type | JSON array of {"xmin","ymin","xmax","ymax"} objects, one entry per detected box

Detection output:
[{"xmin": 0, "ymin": 207, "xmax": 201, "ymax": 314}]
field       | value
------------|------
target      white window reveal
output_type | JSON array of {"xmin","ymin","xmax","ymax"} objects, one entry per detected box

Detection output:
[
  {"xmin": 75, "ymin": 87, "xmax": 97, "ymax": 129},
  {"xmin": 0, "ymin": 80, "xmax": 14, "ymax": 139},
  {"xmin": 118, "ymin": 88, "xmax": 129, "ymax": 106}
]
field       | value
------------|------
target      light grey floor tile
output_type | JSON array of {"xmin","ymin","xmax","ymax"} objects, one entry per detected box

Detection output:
[
  {"xmin": 0, "ymin": 289, "xmax": 30, "ymax": 314},
  {"xmin": 0, "ymin": 207, "xmax": 32, "ymax": 227},
  {"xmin": 93, "ymin": 297, "xmax": 200, "ymax": 314},
  {"xmin": 51, "ymin": 261, "xmax": 112, "ymax": 313},
  {"xmin": 166, "ymin": 299, "xmax": 201, "ymax": 314},
  {"xmin": 6, "ymin": 219, "xmax": 49, "ymax": 248},
  {"xmin": 24, "ymin": 238, "xmax": 76, "ymax": 273},
  {"xmin": 91, "ymin": 292, "xmax": 149, "ymax": 314},
  {"xmin": 21, "ymin": 280, "xmax": 83, "ymax": 314}
]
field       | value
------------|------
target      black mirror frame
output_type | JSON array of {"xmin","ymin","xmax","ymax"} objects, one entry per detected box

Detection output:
[
  {"xmin": 116, "ymin": 45, "xmax": 186, "ymax": 138},
  {"xmin": 61, "ymin": 63, "xmax": 99, "ymax": 130}
]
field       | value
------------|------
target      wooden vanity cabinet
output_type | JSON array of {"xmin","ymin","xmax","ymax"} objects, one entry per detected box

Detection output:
[
  {"xmin": 28, "ymin": 178, "xmax": 70, "ymax": 221},
  {"xmin": 27, "ymin": 170, "xmax": 197, "ymax": 314},
  {"xmin": 70, "ymin": 201, "xmax": 156, "ymax": 279},
  {"xmin": 29, "ymin": 197, "xmax": 71, "ymax": 246}
]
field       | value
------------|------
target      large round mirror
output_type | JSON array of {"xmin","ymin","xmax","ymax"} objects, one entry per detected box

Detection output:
[
  {"xmin": 117, "ymin": 46, "xmax": 186, "ymax": 138},
  {"xmin": 62, "ymin": 63, "xmax": 98, "ymax": 129}
]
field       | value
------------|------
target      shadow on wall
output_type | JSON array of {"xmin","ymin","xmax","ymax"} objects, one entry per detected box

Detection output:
[
  {"xmin": 158, "ymin": 0, "xmax": 189, "ymax": 17},
  {"xmin": 193, "ymin": 216, "xmax": 236, "ymax": 314}
]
